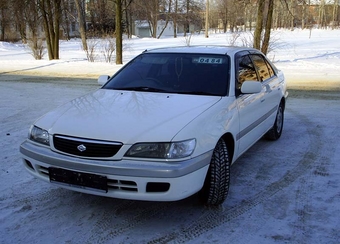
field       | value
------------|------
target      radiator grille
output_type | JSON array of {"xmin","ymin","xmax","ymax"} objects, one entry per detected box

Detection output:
[{"xmin": 53, "ymin": 135, "xmax": 122, "ymax": 158}]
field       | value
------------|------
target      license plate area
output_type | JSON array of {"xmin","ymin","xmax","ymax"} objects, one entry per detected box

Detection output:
[{"xmin": 49, "ymin": 167, "xmax": 108, "ymax": 193}]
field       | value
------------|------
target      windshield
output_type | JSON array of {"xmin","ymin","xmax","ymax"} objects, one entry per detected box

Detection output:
[{"xmin": 103, "ymin": 53, "xmax": 229, "ymax": 96}]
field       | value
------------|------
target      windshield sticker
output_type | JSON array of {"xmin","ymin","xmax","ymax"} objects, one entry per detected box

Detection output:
[
  {"xmin": 141, "ymin": 56, "xmax": 169, "ymax": 64},
  {"xmin": 193, "ymin": 57, "xmax": 224, "ymax": 64}
]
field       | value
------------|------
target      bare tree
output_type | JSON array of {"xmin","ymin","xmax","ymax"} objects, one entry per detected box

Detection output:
[
  {"xmin": 131, "ymin": 0, "xmax": 159, "ymax": 38},
  {"xmin": 115, "ymin": 0, "xmax": 123, "ymax": 64},
  {"xmin": 38, "ymin": 0, "xmax": 62, "ymax": 60},
  {"xmin": 214, "ymin": 0, "xmax": 248, "ymax": 33},
  {"xmin": 25, "ymin": 1, "xmax": 45, "ymax": 59},
  {"xmin": 216, "ymin": 0, "xmax": 229, "ymax": 33},
  {"xmin": 4, "ymin": 0, "xmax": 340, "ymax": 61},
  {"xmin": 261, "ymin": 0, "xmax": 274, "ymax": 55},
  {"xmin": 253, "ymin": 0, "xmax": 274, "ymax": 55},
  {"xmin": 86, "ymin": 0, "xmax": 115, "ymax": 34},
  {"xmin": 205, "ymin": 0, "xmax": 209, "ymax": 37},
  {"xmin": 301, "ymin": 0, "xmax": 307, "ymax": 29},
  {"xmin": 183, "ymin": 0, "xmax": 190, "ymax": 36},
  {"xmin": 173, "ymin": 0, "xmax": 178, "ymax": 37},
  {"xmin": 11, "ymin": 0, "xmax": 45, "ymax": 57},
  {"xmin": 253, "ymin": 0, "xmax": 265, "ymax": 50},
  {"xmin": 0, "ymin": 0, "xmax": 10, "ymax": 41},
  {"xmin": 318, "ymin": 0, "xmax": 326, "ymax": 28},
  {"xmin": 74, "ymin": 0, "xmax": 88, "ymax": 51},
  {"xmin": 112, "ymin": 0, "xmax": 133, "ymax": 64},
  {"xmin": 149, "ymin": 0, "xmax": 159, "ymax": 38},
  {"xmin": 332, "ymin": 0, "xmax": 339, "ymax": 29},
  {"xmin": 290, "ymin": 0, "xmax": 296, "ymax": 30},
  {"xmin": 61, "ymin": 0, "xmax": 72, "ymax": 40},
  {"xmin": 181, "ymin": 0, "xmax": 204, "ymax": 35},
  {"xmin": 123, "ymin": 0, "xmax": 133, "ymax": 38},
  {"xmin": 157, "ymin": 0, "xmax": 172, "ymax": 39},
  {"xmin": 12, "ymin": 0, "xmax": 27, "ymax": 43}
]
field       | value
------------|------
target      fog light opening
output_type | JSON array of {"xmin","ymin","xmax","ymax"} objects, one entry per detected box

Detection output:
[
  {"xmin": 146, "ymin": 182, "xmax": 170, "ymax": 193},
  {"xmin": 25, "ymin": 160, "xmax": 34, "ymax": 170}
]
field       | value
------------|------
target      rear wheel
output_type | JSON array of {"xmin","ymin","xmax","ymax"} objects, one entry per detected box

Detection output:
[
  {"xmin": 199, "ymin": 139, "xmax": 230, "ymax": 206},
  {"xmin": 265, "ymin": 101, "xmax": 284, "ymax": 140}
]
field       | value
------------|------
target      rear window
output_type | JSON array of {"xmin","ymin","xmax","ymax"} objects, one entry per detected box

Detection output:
[{"xmin": 104, "ymin": 53, "xmax": 230, "ymax": 96}]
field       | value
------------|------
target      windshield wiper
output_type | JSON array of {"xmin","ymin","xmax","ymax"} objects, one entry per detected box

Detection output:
[
  {"xmin": 113, "ymin": 86, "xmax": 168, "ymax": 92},
  {"xmin": 177, "ymin": 91, "xmax": 218, "ymax": 96}
]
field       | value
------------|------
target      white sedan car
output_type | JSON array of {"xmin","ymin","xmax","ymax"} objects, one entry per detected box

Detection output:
[{"xmin": 20, "ymin": 46, "xmax": 288, "ymax": 205}]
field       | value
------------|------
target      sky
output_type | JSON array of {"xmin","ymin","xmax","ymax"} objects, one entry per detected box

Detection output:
[{"xmin": 0, "ymin": 29, "xmax": 340, "ymax": 244}]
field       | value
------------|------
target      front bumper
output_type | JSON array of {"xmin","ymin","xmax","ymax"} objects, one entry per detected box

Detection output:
[{"xmin": 20, "ymin": 140, "xmax": 212, "ymax": 201}]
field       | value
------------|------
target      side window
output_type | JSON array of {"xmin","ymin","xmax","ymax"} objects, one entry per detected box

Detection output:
[
  {"xmin": 250, "ymin": 54, "xmax": 271, "ymax": 81},
  {"xmin": 237, "ymin": 55, "xmax": 259, "ymax": 91}
]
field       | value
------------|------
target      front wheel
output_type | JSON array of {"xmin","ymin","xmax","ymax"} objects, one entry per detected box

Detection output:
[
  {"xmin": 265, "ymin": 101, "xmax": 284, "ymax": 140},
  {"xmin": 199, "ymin": 139, "xmax": 230, "ymax": 206}
]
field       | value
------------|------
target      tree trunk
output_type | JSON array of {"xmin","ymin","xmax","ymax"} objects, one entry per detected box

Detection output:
[
  {"xmin": 290, "ymin": 0, "xmax": 295, "ymax": 30},
  {"xmin": 253, "ymin": 0, "xmax": 265, "ymax": 50},
  {"xmin": 205, "ymin": 0, "xmax": 209, "ymax": 38},
  {"xmin": 157, "ymin": 0, "xmax": 172, "ymax": 39},
  {"xmin": 173, "ymin": 0, "xmax": 178, "ymax": 38},
  {"xmin": 61, "ymin": 0, "xmax": 70, "ymax": 40},
  {"xmin": 0, "ymin": 1, "xmax": 9, "ymax": 41},
  {"xmin": 261, "ymin": 0, "xmax": 274, "ymax": 55},
  {"xmin": 223, "ymin": 7, "xmax": 228, "ymax": 33},
  {"xmin": 0, "ymin": 8, "xmax": 4, "ymax": 41},
  {"xmin": 75, "ymin": 0, "xmax": 88, "ymax": 51},
  {"xmin": 318, "ymin": 0, "xmax": 326, "ymax": 28},
  {"xmin": 184, "ymin": 0, "xmax": 190, "ymax": 36},
  {"xmin": 46, "ymin": 0, "xmax": 55, "ymax": 56},
  {"xmin": 115, "ymin": 0, "xmax": 123, "ymax": 64},
  {"xmin": 39, "ymin": 0, "xmax": 52, "ymax": 59},
  {"xmin": 332, "ymin": 0, "xmax": 339, "ymax": 29},
  {"xmin": 53, "ymin": 0, "xmax": 61, "ymax": 59},
  {"xmin": 302, "ymin": 0, "xmax": 306, "ymax": 29},
  {"xmin": 39, "ymin": 0, "xmax": 61, "ymax": 60},
  {"xmin": 124, "ymin": 0, "xmax": 130, "ymax": 38},
  {"xmin": 0, "ymin": 24, "xmax": 4, "ymax": 41},
  {"xmin": 12, "ymin": 0, "xmax": 27, "ymax": 43}
]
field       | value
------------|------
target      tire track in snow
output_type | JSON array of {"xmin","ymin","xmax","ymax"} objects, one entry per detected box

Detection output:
[
  {"xmin": 290, "ymin": 107, "xmax": 338, "ymax": 242},
  {"xmin": 82, "ymin": 201, "xmax": 175, "ymax": 244},
  {"xmin": 147, "ymin": 107, "xmax": 322, "ymax": 244},
  {"xmin": 0, "ymin": 187, "xmax": 75, "ymax": 221},
  {"xmin": 1, "ymin": 188, "xmax": 73, "ymax": 210},
  {"xmin": 1, "ymin": 184, "xmax": 105, "ymax": 217},
  {"xmin": 289, "ymin": 109, "xmax": 322, "ymax": 242},
  {"xmin": 291, "ymin": 110, "xmax": 324, "ymax": 243}
]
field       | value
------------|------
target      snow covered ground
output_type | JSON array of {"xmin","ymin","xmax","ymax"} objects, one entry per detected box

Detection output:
[
  {"xmin": 1, "ymin": 28, "xmax": 340, "ymax": 86},
  {"xmin": 0, "ymin": 29, "xmax": 340, "ymax": 243}
]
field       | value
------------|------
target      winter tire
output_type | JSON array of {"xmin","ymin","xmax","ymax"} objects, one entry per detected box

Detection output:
[
  {"xmin": 265, "ymin": 101, "xmax": 284, "ymax": 140},
  {"xmin": 199, "ymin": 138, "xmax": 230, "ymax": 206}
]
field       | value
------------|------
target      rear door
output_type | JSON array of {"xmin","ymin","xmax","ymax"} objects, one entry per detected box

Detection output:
[{"xmin": 249, "ymin": 53, "xmax": 281, "ymax": 133}]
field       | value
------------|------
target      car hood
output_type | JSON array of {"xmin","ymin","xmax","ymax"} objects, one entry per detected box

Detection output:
[{"xmin": 35, "ymin": 89, "xmax": 221, "ymax": 144}]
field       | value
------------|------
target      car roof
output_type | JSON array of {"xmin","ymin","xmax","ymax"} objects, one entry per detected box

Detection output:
[{"xmin": 144, "ymin": 45, "xmax": 260, "ymax": 56}]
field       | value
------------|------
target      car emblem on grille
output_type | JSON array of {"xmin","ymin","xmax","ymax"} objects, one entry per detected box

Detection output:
[{"xmin": 77, "ymin": 144, "xmax": 86, "ymax": 152}]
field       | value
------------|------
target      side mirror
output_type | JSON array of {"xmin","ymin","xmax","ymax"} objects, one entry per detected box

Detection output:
[
  {"xmin": 98, "ymin": 75, "xmax": 110, "ymax": 86},
  {"xmin": 240, "ymin": 81, "xmax": 262, "ymax": 94}
]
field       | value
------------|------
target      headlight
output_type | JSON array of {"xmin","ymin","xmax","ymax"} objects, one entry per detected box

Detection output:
[
  {"xmin": 125, "ymin": 139, "xmax": 196, "ymax": 159},
  {"xmin": 29, "ymin": 126, "xmax": 50, "ymax": 146}
]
